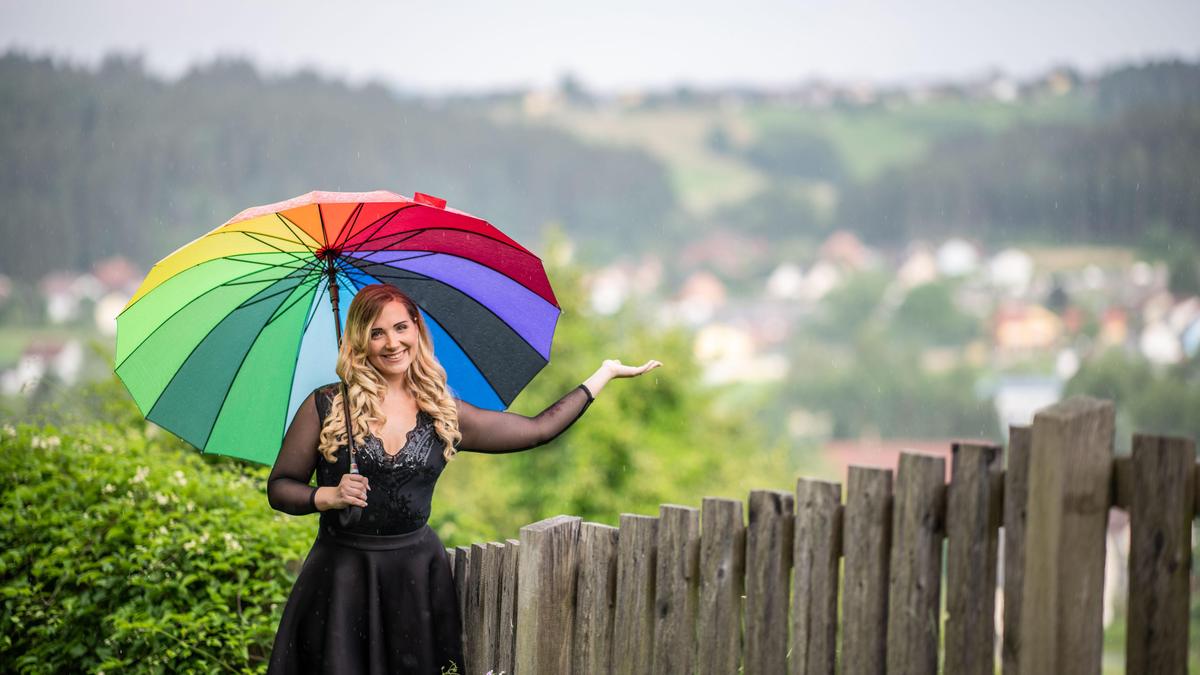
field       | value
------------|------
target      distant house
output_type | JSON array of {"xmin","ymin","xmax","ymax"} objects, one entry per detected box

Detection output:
[
  {"xmin": 987, "ymin": 248, "xmax": 1033, "ymax": 295},
  {"xmin": 993, "ymin": 302, "xmax": 1062, "ymax": 351},
  {"xmin": 991, "ymin": 375, "xmax": 1063, "ymax": 432},
  {"xmin": 818, "ymin": 230, "xmax": 872, "ymax": 271},
  {"xmin": 1, "ymin": 340, "xmax": 84, "ymax": 396},
  {"xmin": 936, "ymin": 238, "xmax": 981, "ymax": 277},
  {"xmin": 823, "ymin": 439, "xmax": 960, "ymax": 483},
  {"xmin": 896, "ymin": 244, "xmax": 938, "ymax": 290},
  {"xmin": 1098, "ymin": 307, "xmax": 1129, "ymax": 347},
  {"xmin": 670, "ymin": 271, "xmax": 727, "ymax": 326}
]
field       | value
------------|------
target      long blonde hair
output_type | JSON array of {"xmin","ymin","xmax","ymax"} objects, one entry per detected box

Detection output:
[{"xmin": 317, "ymin": 284, "xmax": 461, "ymax": 462}]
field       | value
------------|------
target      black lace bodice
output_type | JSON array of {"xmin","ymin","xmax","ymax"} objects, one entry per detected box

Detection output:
[{"xmin": 266, "ymin": 383, "xmax": 592, "ymax": 535}]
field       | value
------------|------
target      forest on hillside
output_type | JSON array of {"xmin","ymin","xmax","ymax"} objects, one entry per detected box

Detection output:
[{"xmin": 0, "ymin": 54, "xmax": 675, "ymax": 277}]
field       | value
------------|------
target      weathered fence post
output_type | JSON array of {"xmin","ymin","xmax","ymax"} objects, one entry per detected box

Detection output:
[
  {"xmin": 744, "ymin": 490, "xmax": 794, "ymax": 675},
  {"xmin": 497, "ymin": 539, "xmax": 519, "ymax": 675},
  {"xmin": 944, "ymin": 441, "xmax": 1002, "ymax": 675},
  {"xmin": 573, "ymin": 523, "xmax": 618, "ymax": 674},
  {"xmin": 515, "ymin": 515, "xmax": 581, "ymax": 675},
  {"xmin": 698, "ymin": 497, "xmax": 745, "ymax": 675},
  {"xmin": 790, "ymin": 479, "xmax": 841, "ymax": 675},
  {"xmin": 466, "ymin": 543, "xmax": 501, "ymax": 674},
  {"xmin": 886, "ymin": 452, "xmax": 946, "ymax": 675},
  {"xmin": 1125, "ymin": 434, "xmax": 1195, "ymax": 675},
  {"xmin": 613, "ymin": 513, "xmax": 659, "ymax": 674},
  {"xmin": 1001, "ymin": 425, "xmax": 1030, "ymax": 675},
  {"xmin": 654, "ymin": 505, "xmax": 701, "ymax": 675},
  {"xmin": 455, "ymin": 544, "xmax": 471, "ymax": 668},
  {"xmin": 841, "ymin": 466, "xmax": 892, "ymax": 675},
  {"xmin": 1019, "ymin": 396, "xmax": 1114, "ymax": 675}
]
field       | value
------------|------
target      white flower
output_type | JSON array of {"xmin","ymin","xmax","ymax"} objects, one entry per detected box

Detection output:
[
  {"xmin": 185, "ymin": 501, "xmax": 196, "ymax": 513},
  {"xmin": 102, "ymin": 483, "xmax": 116, "ymax": 494},
  {"xmin": 172, "ymin": 470, "xmax": 188, "ymax": 487},
  {"xmin": 2, "ymin": 424, "xmax": 15, "ymax": 437},
  {"xmin": 183, "ymin": 540, "xmax": 196, "ymax": 551},
  {"xmin": 154, "ymin": 492, "xmax": 169, "ymax": 506},
  {"xmin": 158, "ymin": 525, "xmax": 169, "ymax": 535},
  {"xmin": 45, "ymin": 436, "xmax": 60, "ymax": 448},
  {"xmin": 130, "ymin": 466, "xmax": 150, "ymax": 484},
  {"xmin": 223, "ymin": 533, "xmax": 242, "ymax": 552}
]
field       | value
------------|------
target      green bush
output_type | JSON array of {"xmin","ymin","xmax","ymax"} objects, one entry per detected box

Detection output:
[{"xmin": 0, "ymin": 422, "xmax": 313, "ymax": 673}]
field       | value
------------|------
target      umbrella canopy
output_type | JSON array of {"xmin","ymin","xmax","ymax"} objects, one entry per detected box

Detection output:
[{"xmin": 115, "ymin": 190, "xmax": 559, "ymax": 465}]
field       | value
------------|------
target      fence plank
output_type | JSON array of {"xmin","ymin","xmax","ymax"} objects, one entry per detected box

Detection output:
[
  {"xmin": 613, "ymin": 514, "xmax": 659, "ymax": 674},
  {"xmin": 698, "ymin": 498, "xmax": 745, "ymax": 675},
  {"xmin": 1019, "ymin": 396, "xmax": 1114, "ymax": 675},
  {"xmin": 654, "ymin": 505, "xmax": 701, "ymax": 675},
  {"xmin": 466, "ymin": 544, "xmax": 490, "ymax": 674},
  {"xmin": 496, "ymin": 539, "xmax": 519, "ymax": 675},
  {"xmin": 744, "ymin": 490, "xmax": 794, "ymax": 675},
  {"xmin": 455, "ymin": 544, "xmax": 471, "ymax": 665},
  {"xmin": 886, "ymin": 452, "xmax": 946, "ymax": 675},
  {"xmin": 1001, "ymin": 425, "xmax": 1030, "ymax": 675},
  {"xmin": 574, "ymin": 523, "xmax": 618, "ymax": 675},
  {"xmin": 791, "ymin": 479, "xmax": 842, "ymax": 675},
  {"xmin": 842, "ymin": 467, "xmax": 892, "ymax": 675},
  {"xmin": 515, "ymin": 515, "xmax": 581, "ymax": 675},
  {"xmin": 945, "ymin": 442, "xmax": 1002, "ymax": 675},
  {"xmin": 1126, "ymin": 434, "xmax": 1195, "ymax": 675},
  {"xmin": 481, "ymin": 543, "xmax": 504, "ymax": 674}
]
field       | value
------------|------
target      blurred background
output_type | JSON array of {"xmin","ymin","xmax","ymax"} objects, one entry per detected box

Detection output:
[{"xmin": 0, "ymin": 2, "xmax": 1198, "ymax": 669}]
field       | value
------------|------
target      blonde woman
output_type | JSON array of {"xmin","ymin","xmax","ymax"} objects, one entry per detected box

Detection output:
[{"xmin": 265, "ymin": 283, "xmax": 660, "ymax": 673}]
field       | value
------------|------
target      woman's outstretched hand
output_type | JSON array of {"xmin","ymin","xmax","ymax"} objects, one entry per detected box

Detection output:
[
  {"xmin": 603, "ymin": 359, "xmax": 663, "ymax": 378},
  {"xmin": 582, "ymin": 359, "xmax": 662, "ymax": 397}
]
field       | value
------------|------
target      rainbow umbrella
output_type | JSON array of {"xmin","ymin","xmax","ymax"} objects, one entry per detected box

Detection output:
[{"xmin": 115, "ymin": 190, "xmax": 559, "ymax": 465}]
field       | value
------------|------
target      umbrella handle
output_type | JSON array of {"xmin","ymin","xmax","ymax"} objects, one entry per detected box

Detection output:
[{"xmin": 337, "ymin": 380, "xmax": 363, "ymax": 528}]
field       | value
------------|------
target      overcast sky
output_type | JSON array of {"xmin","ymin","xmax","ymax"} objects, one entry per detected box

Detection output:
[{"xmin": 3, "ymin": 0, "xmax": 1198, "ymax": 92}]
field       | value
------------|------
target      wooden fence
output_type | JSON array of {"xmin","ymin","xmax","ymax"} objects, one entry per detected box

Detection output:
[{"xmin": 446, "ymin": 396, "xmax": 1199, "ymax": 675}]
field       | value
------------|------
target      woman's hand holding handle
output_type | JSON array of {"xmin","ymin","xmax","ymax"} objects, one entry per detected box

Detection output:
[{"xmin": 315, "ymin": 474, "xmax": 370, "ymax": 511}]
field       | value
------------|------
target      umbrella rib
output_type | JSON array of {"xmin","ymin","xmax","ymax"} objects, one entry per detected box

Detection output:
[
  {"xmin": 192, "ymin": 273, "xmax": 317, "ymax": 452},
  {"xmin": 272, "ymin": 214, "xmax": 321, "ymax": 254},
  {"xmin": 217, "ymin": 228, "xmax": 317, "ymax": 253},
  {"xmin": 241, "ymin": 231, "xmax": 319, "ymax": 268},
  {"xmin": 235, "ymin": 269, "xmax": 320, "ymax": 313},
  {"xmin": 338, "ymin": 248, "xmax": 558, "ymax": 308},
  {"xmin": 266, "ymin": 269, "xmax": 324, "ymax": 327},
  {"xmin": 338, "ymin": 263, "xmax": 512, "ymax": 406},
  {"xmin": 346, "ymin": 226, "xmax": 541, "ymax": 262},
  {"xmin": 116, "ymin": 262, "xmax": 317, "ymax": 370},
  {"xmin": 341, "ymin": 261, "xmax": 550, "ymax": 365},
  {"xmin": 337, "ymin": 204, "xmax": 416, "ymax": 250},
  {"xmin": 328, "ymin": 202, "xmax": 366, "ymax": 251},
  {"xmin": 280, "ymin": 284, "xmax": 329, "ymax": 440}
]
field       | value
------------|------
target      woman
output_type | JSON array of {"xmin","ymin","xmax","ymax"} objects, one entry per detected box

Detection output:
[{"xmin": 265, "ymin": 283, "xmax": 660, "ymax": 674}]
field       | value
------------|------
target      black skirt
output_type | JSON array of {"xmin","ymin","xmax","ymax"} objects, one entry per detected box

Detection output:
[{"xmin": 268, "ymin": 524, "xmax": 463, "ymax": 675}]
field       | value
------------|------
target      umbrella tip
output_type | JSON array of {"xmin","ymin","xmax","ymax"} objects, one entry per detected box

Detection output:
[{"xmin": 413, "ymin": 192, "xmax": 447, "ymax": 209}]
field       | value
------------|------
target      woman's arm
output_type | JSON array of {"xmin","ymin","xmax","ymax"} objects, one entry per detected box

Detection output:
[
  {"xmin": 457, "ymin": 359, "xmax": 661, "ymax": 454},
  {"xmin": 266, "ymin": 392, "xmax": 322, "ymax": 515}
]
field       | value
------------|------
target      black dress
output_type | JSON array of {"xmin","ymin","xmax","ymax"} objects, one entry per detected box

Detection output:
[{"xmin": 265, "ymin": 383, "xmax": 593, "ymax": 675}]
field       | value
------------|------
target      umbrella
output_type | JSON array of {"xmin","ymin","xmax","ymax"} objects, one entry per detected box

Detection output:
[{"xmin": 115, "ymin": 190, "xmax": 560, "ymax": 465}]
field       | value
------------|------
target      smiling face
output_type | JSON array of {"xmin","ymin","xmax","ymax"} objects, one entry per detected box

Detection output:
[{"xmin": 366, "ymin": 300, "xmax": 420, "ymax": 382}]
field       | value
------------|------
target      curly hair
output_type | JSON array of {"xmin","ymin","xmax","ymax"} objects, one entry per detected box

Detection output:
[{"xmin": 317, "ymin": 284, "xmax": 461, "ymax": 462}]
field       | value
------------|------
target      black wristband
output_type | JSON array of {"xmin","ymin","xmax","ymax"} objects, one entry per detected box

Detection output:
[
  {"xmin": 578, "ymin": 383, "xmax": 594, "ymax": 403},
  {"xmin": 308, "ymin": 486, "xmax": 319, "ymax": 513}
]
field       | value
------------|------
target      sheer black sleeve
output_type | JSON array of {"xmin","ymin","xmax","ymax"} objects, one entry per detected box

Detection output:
[
  {"xmin": 456, "ymin": 385, "xmax": 594, "ymax": 454},
  {"xmin": 266, "ymin": 392, "xmax": 321, "ymax": 515}
]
